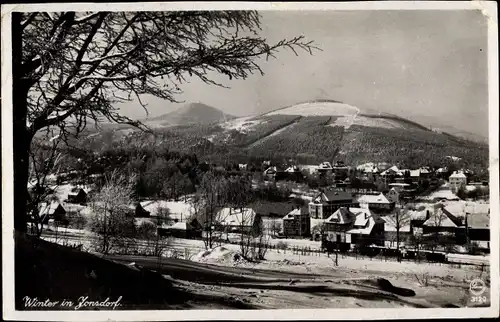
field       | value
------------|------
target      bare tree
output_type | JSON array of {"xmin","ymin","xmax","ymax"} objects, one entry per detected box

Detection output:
[
  {"xmin": 384, "ymin": 206, "xmax": 411, "ymax": 262},
  {"xmin": 26, "ymin": 132, "xmax": 64, "ymax": 237},
  {"xmin": 192, "ymin": 171, "xmax": 227, "ymax": 249},
  {"xmin": 12, "ymin": 11, "xmax": 319, "ymax": 232},
  {"xmin": 270, "ymin": 220, "xmax": 282, "ymax": 237},
  {"xmin": 87, "ymin": 171, "xmax": 135, "ymax": 254}
]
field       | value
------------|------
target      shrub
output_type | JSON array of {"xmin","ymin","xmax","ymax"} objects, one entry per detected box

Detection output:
[{"xmin": 276, "ymin": 241, "xmax": 288, "ymax": 250}]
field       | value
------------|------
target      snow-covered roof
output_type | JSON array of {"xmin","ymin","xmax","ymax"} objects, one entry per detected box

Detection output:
[
  {"xmin": 285, "ymin": 165, "xmax": 301, "ymax": 173},
  {"xmin": 283, "ymin": 207, "xmax": 309, "ymax": 220},
  {"xmin": 422, "ymin": 185, "xmax": 460, "ymax": 200},
  {"xmin": 347, "ymin": 208, "xmax": 377, "ymax": 235},
  {"xmin": 218, "ymin": 208, "xmax": 257, "ymax": 227},
  {"xmin": 318, "ymin": 162, "xmax": 333, "ymax": 169},
  {"xmin": 388, "ymin": 183, "xmax": 410, "ymax": 188},
  {"xmin": 423, "ymin": 208, "xmax": 462, "ymax": 228},
  {"xmin": 467, "ymin": 214, "xmax": 490, "ymax": 229},
  {"xmin": 357, "ymin": 193, "xmax": 392, "ymax": 204},
  {"xmin": 325, "ymin": 207, "xmax": 354, "ymax": 224},
  {"xmin": 450, "ymin": 171, "xmax": 467, "ymax": 179},
  {"xmin": 388, "ymin": 188, "xmax": 399, "ymax": 194},
  {"xmin": 408, "ymin": 209, "xmax": 428, "ymax": 221},
  {"xmin": 356, "ymin": 162, "xmax": 373, "ymax": 170},
  {"xmin": 410, "ymin": 170, "xmax": 421, "ymax": 177},
  {"xmin": 39, "ymin": 202, "xmax": 65, "ymax": 216},
  {"xmin": 140, "ymin": 200, "xmax": 195, "ymax": 220},
  {"xmin": 381, "ymin": 166, "xmax": 400, "ymax": 176},
  {"xmin": 383, "ymin": 215, "xmax": 411, "ymax": 232},
  {"xmin": 444, "ymin": 201, "xmax": 490, "ymax": 217}
]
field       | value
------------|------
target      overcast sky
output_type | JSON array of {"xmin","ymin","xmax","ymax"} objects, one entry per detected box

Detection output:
[{"xmin": 118, "ymin": 9, "xmax": 489, "ymax": 138}]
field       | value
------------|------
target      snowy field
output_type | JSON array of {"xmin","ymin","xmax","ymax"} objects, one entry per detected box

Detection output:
[
  {"xmin": 266, "ymin": 101, "xmax": 360, "ymax": 117},
  {"xmin": 220, "ymin": 116, "xmax": 263, "ymax": 133},
  {"xmin": 330, "ymin": 115, "xmax": 409, "ymax": 130}
]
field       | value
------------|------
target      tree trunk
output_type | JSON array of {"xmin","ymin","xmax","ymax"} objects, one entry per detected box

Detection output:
[
  {"xmin": 396, "ymin": 226, "xmax": 400, "ymax": 262},
  {"xmin": 12, "ymin": 13, "xmax": 31, "ymax": 233},
  {"xmin": 12, "ymin": 12, "xmax": 34, "ymax": 232}
]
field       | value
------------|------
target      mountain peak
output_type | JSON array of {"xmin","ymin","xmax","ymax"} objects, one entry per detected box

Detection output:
[{"xmin": 145, "ymin": 102, "xmax": 235, "ymax": 126}]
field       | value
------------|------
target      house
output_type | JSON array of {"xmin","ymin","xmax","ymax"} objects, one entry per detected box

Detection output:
[
  {"xmin": 332, "ymin": 161, "xmax": 350, "ymax": 180},
  {"xmin": 449, "ymin": 171, "xmax": 467, "ymax": 192},
  {"xmin": 317, "ymin": 161, "xmax": 333, "ymax": 174},
  {"xmin": 157, "ymin": 220, "xmax": 202, "ymax": 239},
  {"xmin": 356, "ymin": 193, "xmax": 395, "ymax": 212},
  {"xmin": 282, "ymin": 207, "xmax": 310, "ymax": 238},
  {"xmin": 263, "ymin": 166, "xmax": 287, "ymax": 181},
  {"xmin": 408, "ymin": 209, "xmax": 430, "ymax": 229},
  {"xmin": 217, "ymin": 207, "xmax": 263, "ymax": 236},
  {"xmin": 38, "ymin": 202, "xmax": 67, "ymax": 225},
  {"xmin": 67, "ymin": 188, "xmax": 88, "ymax": 204},
  {"xmin": 380, "ymin": 166, "xmax": 401, "ymax": 177},
  {"xmin": 382, "ymin": 214, "xmax": 412, "ymax": 248},
  {"xmin": 323, "ymin": 207, "xmax": 385, "ymax": 249},
  {"xmin": 238, "ymin": 163, "xmax": 248, "ymax": 171},
  {"xmin": 308, "ymin": 190, "xmax": 359, "ymax": 219},
  {"xmin": 442, "ymin": 200, "xmax": 490, "ymax": 218},
  {"xmin": 285, "ymin": 165, "xmax": 301, "ymax": 173},
  {"xmin": 140, "ymin": 200, "xmax": 195, "ymax": 223},
  {"xmin": 419, "ymin": 167, "xmax": 432, "ymax": 178},
  {"xmin": 410, "ymin": 169, "xmax": 421, "ymax": 180},
  {"xmin": 131, "ymin": 203, "xmax": 150, "ymax": 218},
  {"xmin": 465, "ymin": 213, "xmax": 490, "ymax": 250},
  {"xmin": 388, "ymin": 183, "xmax": 411, "ymax": 193},
  {"xmin": 386, "ymin": 188, "xmax": 400, "ymax": 204},
  {"xmin": 250, "ymin": 200, "xmax": 296, "ymax": 219},
  {"xmin": 422, "ymin": 204, "xmax": 464, "ymax": 244},
  {"xmin": 284, "ymin": 165, "xmax": 303, "ymax": 182}
]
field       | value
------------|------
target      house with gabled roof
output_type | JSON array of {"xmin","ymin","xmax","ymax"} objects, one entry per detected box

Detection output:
[
  {"xmin": 422, "ymin": 204, "xmax": 463, "ymax": 235},
  {"xmin": 67, "ymin": 187, "xmax": 89, "ymax": 204},
  {"xmin": 382, "ymin": 214, "xmax": 412, "ymax": 248},
  {"xmin": 308, "ymin": 190, "xmax": 359, "ymax": 219},
  {"xmin": 380, "ymin": 166, "xmax": 401, "ymax": 177},
  {"xmin": 357, "ymin": 193, "xmax": 395, "ymax": 212},
  {"xmin": 449, "ymin": 171, "xmax": 467, "ymax": 192},
  {"xmin": 38, "ymin": 202, "xmax": 67, "ymax": 225},
  {"xmin": 263, "ymin": 166, "xmax": 288, "ymax": 181},
  {"xmin": 282, "ymin": 206, "xmax": 310, "ymax": 237},
  {"xmin": 157, "ymin": 220, "xmax": 202, "ymax": 239},
  {"xmin": 386, "ymin": 188, "xmax": 400, "ymax": 204},
  {"xmin": 217, "ymin": 207, "xmax": 262, "ymax": 236},
  {"xmin": 130, "ymin": 203, "xmax": 151, "ymax": 218},
  {"xmin": 323, "ymin": 207, "xmax": 385, "ymax": 248}
]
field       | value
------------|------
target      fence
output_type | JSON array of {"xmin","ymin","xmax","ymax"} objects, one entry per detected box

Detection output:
[{"xmin": 42, "ymin": 230, "xmax": 490, "ymax": 269}]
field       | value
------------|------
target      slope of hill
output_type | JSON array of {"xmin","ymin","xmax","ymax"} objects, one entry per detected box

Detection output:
[
  {"xmin": 144, "ymin": 102, "xmax": 235, "ymax": 127},
  {"xmin": 72, "ymin": 100, "xmax": 488, "ymax": 170}
]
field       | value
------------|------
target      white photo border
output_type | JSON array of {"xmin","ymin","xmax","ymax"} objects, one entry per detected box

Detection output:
[{"xmin": 2, "ymin": 1, "xmax": 498, "ymax": 321}]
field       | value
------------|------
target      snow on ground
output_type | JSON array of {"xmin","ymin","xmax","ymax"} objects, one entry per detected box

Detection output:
[
  {"xmin": 192, "ymin": 246, "xmax": 246, "ymax": 265},
  {"xmin": 329, "ymin": 115, "xmax": 417, "ymax": 130},
  {"xmin": 267, "ymin": 101, "xmax": 360, "ymax": 117},
  {"xmin": 220, "ymin": 116, "xmax": 263, "ymax": 133},
  {"xmin": 420, "ymin": 184, "xmax": 460, "ymax": 201},
  {"xmin": 169, "ymin": 237, "xmax": 487, "ymax": 281}
]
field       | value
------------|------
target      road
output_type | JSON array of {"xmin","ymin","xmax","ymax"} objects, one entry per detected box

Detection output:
[{"xmin": 101, "ymin": 253, "xmax": 331, "ymax": 285}]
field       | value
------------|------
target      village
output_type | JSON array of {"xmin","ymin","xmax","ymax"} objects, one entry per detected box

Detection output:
[{"xmin": 34, "ymin": 157, "xmax": 490, "ymax": 266}]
